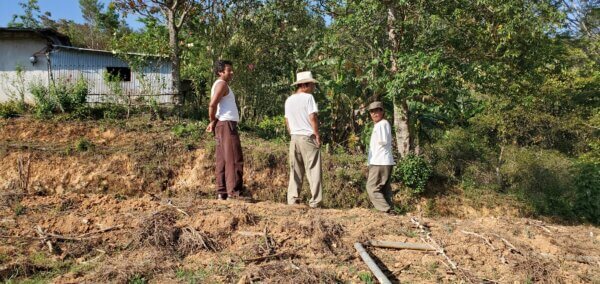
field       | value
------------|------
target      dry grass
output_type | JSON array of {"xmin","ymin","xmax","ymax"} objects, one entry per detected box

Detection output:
[
  {"xmin": 136, "ymin": 209, "xmax": 179, "ymax": 250},
  {"xmin": 177, "ymin": 226, "xmax": 220, "ymax": 255},
  {"xmin": 240, "ymin": 262, "xmax": 339, "ymax": 284}
]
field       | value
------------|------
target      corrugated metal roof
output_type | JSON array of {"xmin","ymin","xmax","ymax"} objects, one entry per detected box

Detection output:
[{"xmin": 52, "ymin": 45, "xmax": 169, "ymax": 58}]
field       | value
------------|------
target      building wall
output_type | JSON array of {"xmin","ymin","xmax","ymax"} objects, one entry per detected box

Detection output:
[
  {"xmin": 0, "ymin": 37, "xmax": 49, "ymax": 103},
  {"xmin": 49, "ymin": 47, "xmax": 174, "ymax": 104}
]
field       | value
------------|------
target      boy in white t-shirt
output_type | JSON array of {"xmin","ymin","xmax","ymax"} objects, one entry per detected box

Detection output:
[{"xmin": 366, "ymin": 101, "xmax": 395, "ymax": 212}]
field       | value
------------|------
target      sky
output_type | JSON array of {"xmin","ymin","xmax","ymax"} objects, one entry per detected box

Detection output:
[{"xmin": 0, "ymin": 0, "xmax": 145, "ymax": 30}]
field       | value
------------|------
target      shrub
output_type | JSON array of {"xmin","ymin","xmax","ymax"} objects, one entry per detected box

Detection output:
[
  {"xmin": 393, "ymin": 154, "xmax": 432, "ymax": 195},
  {"xmin": 501, "ymin": 147, "xmax": 576, "ymax": 219},
  {"xmin": 75, "ymin": 137, "xmax": 94, "ymax": 152},
  {"xmin": 172, "ymin": 122, "xmax": 206, "ymax": 140},
  {"xmin": 30, "ymin": 78, "xmax": 89, "ymax": 116},
  {"xmin": 0, "ymin": 101, "xmax": 26, "ymax": 118},
  {"xmin": 256, "ymin": 115, "xmax": 286, "ymax": 140},
  {"xmin": 426, "ymin": 128, "xmax": 491, "ymax": 181},
  {"xmin": 30, "ymin": 82, "xmax": 54, "ymax": 117},
  {"xmin": 573, "ymin": 142, "xmax": 600, "ymax": 224}
]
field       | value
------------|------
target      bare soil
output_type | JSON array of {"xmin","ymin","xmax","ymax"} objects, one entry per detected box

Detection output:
[{"xmin": 0, "ymin": 117, "xmax": 598, "ymax": 283}]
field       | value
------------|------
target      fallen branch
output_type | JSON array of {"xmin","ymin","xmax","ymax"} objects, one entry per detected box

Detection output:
[
  {"xmin": 410, "ymin": 218, "xmax": 458, "ymax": 270},
  {"xmin": 460, "ymin": 230, "xmax": 496, "ymax": 250},
  {"xmin": 367, "ymin": 240, "xmax": 436, "ymax": 251},
  {"xmin": 354, "ymin": 242, "xmax": 392, "ymax": 284},
  {"xmin": 166, "ymin": 199, "xmax": 189, "ymax": 217},
  {"xmin": 490, "ymin": 234, "xmax": 521, "ymax": 255}
]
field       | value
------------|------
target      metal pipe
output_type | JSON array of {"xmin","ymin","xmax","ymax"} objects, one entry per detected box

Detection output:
[{"xmin": 354, "ymin": 242, "xmax": 392, "ymax": 284}]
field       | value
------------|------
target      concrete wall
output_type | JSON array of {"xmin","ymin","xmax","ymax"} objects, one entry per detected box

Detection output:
[{"xmin": 0, "ymin": 37, "xmax": 49, "ymax": 103}]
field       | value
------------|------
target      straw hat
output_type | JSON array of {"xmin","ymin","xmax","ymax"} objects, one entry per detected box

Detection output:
[{"xmin": 291, "ymin": 71, "xmax": 319, "ymax": 86}]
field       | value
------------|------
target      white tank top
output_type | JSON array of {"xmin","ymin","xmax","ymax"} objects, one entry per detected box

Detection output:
[{"xmin": 211, "ymin": 79, "xmax": 239, "ymax": 122}]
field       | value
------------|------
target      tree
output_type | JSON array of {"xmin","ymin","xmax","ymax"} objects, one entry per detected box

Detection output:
[
  {"xmin": 115, "ymin": 0, "xmax": 199, "ymax": 97},
  {"xmin": 8, "ymin": 0, "xmax": 43, "ymax": 28}
]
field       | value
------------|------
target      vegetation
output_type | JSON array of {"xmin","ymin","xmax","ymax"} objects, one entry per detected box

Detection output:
[{"xmin": 2, "ymin": 0, "xmax": 598, "ymax": 224}]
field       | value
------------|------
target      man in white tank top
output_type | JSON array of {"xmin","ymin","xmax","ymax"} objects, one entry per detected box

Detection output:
[
  {"xmin": 206, "ymin": 60, "xmax": 244, "ymax": 200},
  {"xmin": 285, "ymin": 71, "xmax": 322, "ymax": 208}
]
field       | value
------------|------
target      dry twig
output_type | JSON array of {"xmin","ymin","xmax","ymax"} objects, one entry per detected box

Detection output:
[
  {"xmin": 460, "ymin": 230, "xmax": 496, "ymax": 250},
  {"xmin": 490, "ymin": 233, "xmax": 521, "ymax": 254}
]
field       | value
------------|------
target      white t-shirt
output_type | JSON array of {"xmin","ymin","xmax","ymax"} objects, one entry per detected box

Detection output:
[
  {"xmin": 368, "ymin": 119, "xmax": 395, "ymax": 165},
  {"xmin": 284, "ymin": 92, "xmax": 318, "ymax": 136},
  {"xmin": 211, "ymin": 79, "xmax": 239, "ymax": 122}
]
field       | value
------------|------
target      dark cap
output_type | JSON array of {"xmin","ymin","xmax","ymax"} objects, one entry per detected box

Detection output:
[{"xmin": 368, "ymin": 101, "xmax": 384, "ymax": 111}]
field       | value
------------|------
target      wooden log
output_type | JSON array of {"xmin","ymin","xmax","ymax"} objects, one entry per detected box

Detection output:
[
  {"xmin": 354, "ymin": 243, "xmax": 392, "ymax": 284},
  {"xmin": 367, "ymin": 240, "xmax": 436, "ymax": 251}
]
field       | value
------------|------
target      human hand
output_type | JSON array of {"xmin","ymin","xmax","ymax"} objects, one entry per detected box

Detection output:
[{"xmin": 206, "ymin": 121, "xmax": 216, "ymax": 133}]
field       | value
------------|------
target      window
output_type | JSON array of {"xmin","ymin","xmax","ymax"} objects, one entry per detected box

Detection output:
[{"xmin": 106, "ymin": 67, "xmax": 131, "ymax": 81}]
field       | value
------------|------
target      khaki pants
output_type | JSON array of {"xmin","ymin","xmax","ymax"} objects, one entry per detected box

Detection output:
[
  {"xmin": 287, "ymin": 135, "xmax": 322, "ymax": 207},
  {"xmin": 215, "ymin": 120, "xmax": 243, "ymax": 197},
  {"xmin": 366, "ymin": 165, "xmax": 393, "ymax": 212}
]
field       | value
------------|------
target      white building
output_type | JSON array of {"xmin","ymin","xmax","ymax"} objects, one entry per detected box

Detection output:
[{"xmin": 0, "ymin": 27, "xmax": 175, "ymax": 104}]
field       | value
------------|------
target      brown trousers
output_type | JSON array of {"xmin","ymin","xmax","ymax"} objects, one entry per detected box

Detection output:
[{"xmin": 215, "ymin": 120, "xmax": 243, "ymax": 196}]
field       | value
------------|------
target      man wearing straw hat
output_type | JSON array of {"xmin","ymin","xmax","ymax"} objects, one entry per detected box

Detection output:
[{"xmin": 285, "ymin": 71, "xmax": 322, "ymax": 208}]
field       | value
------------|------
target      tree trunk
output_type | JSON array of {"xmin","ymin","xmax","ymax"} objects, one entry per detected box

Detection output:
[
  {"xmin": 393, "ymin": 97, "xmax": 410, "ymax": 158},
  {"xmin": 166, "ymin": 9, "xmax": 181, "ymax": 99},
  {"xmin": 387, "ymin": 4, "xmax": 411, "ymax": 158}
]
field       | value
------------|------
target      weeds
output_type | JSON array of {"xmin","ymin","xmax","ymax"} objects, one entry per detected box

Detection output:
[
  {"xmin": 358, "ymin": 271, "xmax": 374, "ymax": 284},
  {"xmin": 0, "ymin": 101, "xmax": 26, "ymax": 118},
  {"xmin": 13, "ymin": 202, "xmax": 26, "ymax": 216},
  {"xmin": 176, "ymin": 268, "xmax": 210, "ymax": 284},
  {"xmin": 75, "ymin": 137, "xmax": 94, "ymax": 152}
]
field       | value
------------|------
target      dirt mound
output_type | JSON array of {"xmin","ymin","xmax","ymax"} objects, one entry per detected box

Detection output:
[{"xmin": 1, "ymin": 193, "xmax": 598, "ymax": 283}]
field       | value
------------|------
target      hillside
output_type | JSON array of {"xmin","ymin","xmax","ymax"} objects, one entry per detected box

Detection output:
[{"xmin": 0, "ymin": 117, "xmax": 598, "ymax": 283}]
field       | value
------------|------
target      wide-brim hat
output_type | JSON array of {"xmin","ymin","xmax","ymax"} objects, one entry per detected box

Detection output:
[
  {"xmin": 368, "ymin": 101, "xmax": 384, "ymax": 111},
  {"xmin": 291, "ymin": 71, "xmax": 319, "ymax": 86}
]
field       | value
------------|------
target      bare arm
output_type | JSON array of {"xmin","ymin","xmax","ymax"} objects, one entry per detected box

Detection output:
[
  {"xmin": 309, "ymin": 112, "xmax": 320, "ymax": 147},
  {"xmin": 206, "ymin": 82, "xmax": 228, "ymax": 132}
]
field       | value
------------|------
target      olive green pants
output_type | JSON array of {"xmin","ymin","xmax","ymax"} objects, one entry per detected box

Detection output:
[{"xmin": 366, "ymin": 165, "xmax": 393, "ymax": 212}]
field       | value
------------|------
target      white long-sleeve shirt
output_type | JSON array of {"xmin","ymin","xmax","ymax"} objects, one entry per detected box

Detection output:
[{"xmin": 368, "ymin": 119, "xmax": 395, "ymax": 165}]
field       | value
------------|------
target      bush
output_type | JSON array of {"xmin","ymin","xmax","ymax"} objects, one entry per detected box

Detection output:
[
  {"xmin": 0, "ymin": 101, "xmax": 26, "ymax": 118},
  {"xmin": 30, "ymin": 78, "xmax": 89, "ymax": 117},
  {"xmin": 256, "ymin": 115, "xmax": 287, "ymax": 140},
  {"xmin": 30, "ymin": 82, "xmax": 54, "ymax": 117},
  {"xmin": 573, "ymin": 143, "xmax": 600, "ymax": 224},
  {"xmin": 75, "ymin": 137, "xmax": 94, "ymax": 152},
  {"xmin": 501, "ymin": 147, "xmax": 576, "ymax": 219},
  {"xmin": 426, "ymin": 128, "xmax": 491, "ymax": 180},
  {"xmin": 172, "ymin": 122, "xmax": 206, "ymax": 140},
  {"xmin": 393, "ymin": 154, "xmax": 432, "ymax": 195}
]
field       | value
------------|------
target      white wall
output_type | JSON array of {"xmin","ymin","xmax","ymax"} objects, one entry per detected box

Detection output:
[{"xmin": 0, "ymin": 37, "xmax": 49, "ymax": 103}]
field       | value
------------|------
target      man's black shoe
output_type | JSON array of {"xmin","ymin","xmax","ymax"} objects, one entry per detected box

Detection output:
[{"xmin": 217, "ymin": 193, "xmax": 228, "ymax": 200}]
